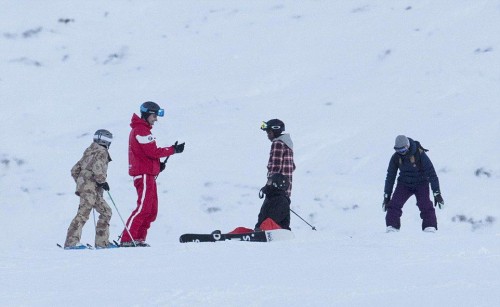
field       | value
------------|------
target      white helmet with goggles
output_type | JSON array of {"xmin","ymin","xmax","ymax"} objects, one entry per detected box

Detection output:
[{"xmin": 93, "ymin": 129, "xmax": 113, "ymax": 149}]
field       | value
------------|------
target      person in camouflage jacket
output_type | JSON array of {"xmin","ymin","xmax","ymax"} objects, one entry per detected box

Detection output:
[
  {"xmin": 64, "ymin": 130, "xmax": 114, "ymax": 249},
  {"xmin": 261, "ymin": 119, "xmax": 296, "ymax": 197}
]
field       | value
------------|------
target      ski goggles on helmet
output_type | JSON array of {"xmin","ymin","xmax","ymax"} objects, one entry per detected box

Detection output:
[
  {"xmin": 260, "ymin": 121, "xmax": 281, "ymax": 131},
  {"xmin": 140, "ymin": 105, "xmax": 165, "ymax": 117}
]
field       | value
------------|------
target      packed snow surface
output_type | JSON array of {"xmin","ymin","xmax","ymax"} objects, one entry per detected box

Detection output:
[{"xmin": 1, "ymin": 1, "xmax": 499, "ymax": 306}]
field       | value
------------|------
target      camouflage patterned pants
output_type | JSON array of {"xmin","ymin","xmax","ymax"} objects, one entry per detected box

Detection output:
[{"xmin": 64, "ymin": 191, "xmax": 112, "ymax": 248}]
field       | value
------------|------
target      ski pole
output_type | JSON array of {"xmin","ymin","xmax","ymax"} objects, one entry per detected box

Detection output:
[
  {"xmin": 163, "ymin": 141, "xmax": 176, "ymax": 166},
  {"xmin": 290, "ymin": 208, "xmax": 317, "ymax": 231},
  {"xmin": 106, "ymin": 190, "xmax": 136, "ymax": 247},
  {"xmin": 155, "ymin": 156, "xmax": 169, "ymax": 180},
  {"xmin": 155, "ymin": 141, "xmax": 177, "ymax": 179},
  {"xmin": 164, "ymin": 141, "xmax": 178, "ymax": 166},
  {"xmin": 92, "ymin": 208, "xmax": 97, "ymax": 230}
]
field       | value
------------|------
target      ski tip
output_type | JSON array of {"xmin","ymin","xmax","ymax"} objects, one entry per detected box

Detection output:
[{"xmin": 265, "ymin": 229, "xmax": 295, "ymax": 242}]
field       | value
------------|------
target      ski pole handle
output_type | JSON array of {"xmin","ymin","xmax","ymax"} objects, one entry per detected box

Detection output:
[{"xmin": 156, "ymin": 141, "xmax": 178, "ymax": 179}]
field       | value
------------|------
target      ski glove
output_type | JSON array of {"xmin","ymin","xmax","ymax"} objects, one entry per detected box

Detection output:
[
  {"xmin": 173, "ymin": 142, "xmax": 185, "ymax": 153},
  {"xmin": 160, "ymin": 161, "xmax": 166, "ymax": 172},
  {"xmin": 97, "ymin": 182, "xmax": 110, "ymax": 191},
  {"xmin": 382, "ymin": 193, "xmax": 390, "ymax": 212},
  {"xmin": 433, "ymin": 192, "xmax": 444, "ymax": 209},
  {"xmin": 259, "ymin": 185, "xmax": 271, "ymax": 199}
]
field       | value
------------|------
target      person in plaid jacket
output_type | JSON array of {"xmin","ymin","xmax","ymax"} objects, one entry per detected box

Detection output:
[{"xmin": 261, "ymin": 119, "xmax": 296, "ymax": 197}]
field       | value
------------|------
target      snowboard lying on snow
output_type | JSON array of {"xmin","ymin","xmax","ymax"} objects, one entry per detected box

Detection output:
[{"xmin": 179, "ymin": 229, "xmax": 294, "ymax": 243}]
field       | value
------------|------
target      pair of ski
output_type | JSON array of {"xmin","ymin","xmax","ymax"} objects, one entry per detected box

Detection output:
[
  {"xmin": 57, "ymin": 229, "xmax": 294, "ymax": 248},
  {"xmin": 57, "ymin": 243, "xmax": 96, "ymax": 250},
  {"xmin": 56, "ymin": 241, "xmax": 121, "ymax": 250},
  {"xmin": 179, "ymin": 229, "xmax": 294, "ymax": 243}
]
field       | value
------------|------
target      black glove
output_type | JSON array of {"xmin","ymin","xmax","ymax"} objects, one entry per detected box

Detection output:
[
  {"xmin": 97, "ymin": 182, "xmax": 110, "ymax": 191},
  {"xmin": 160, "ymin": 161, "xmax": 166, "ymax": 172},
  {"xmin": 382, "ymin": 193, "xmax": 390, "ymax": 212},
  {"xmin": 259, "ymin": 185, "xmax": 271, "ymax": 199},
  {"xmin": 433, "ymin": 192, "xmax": 444, "ymax": 209},
  {"xmin": 173, "ymin": 142, "xmax": 185, "ymax": 153}
]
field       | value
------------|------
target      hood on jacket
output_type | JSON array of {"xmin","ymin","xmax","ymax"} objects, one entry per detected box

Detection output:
[
  {"xmin": 407, "ymin": 138, "xmax": 417, "ymax": 155},
  {"xmin": 274, "ymin": 134, "xmax": 293, "ymax": 150},
  {"xmin": 88, "ymin": 142, "xmax": 112, "ymax": 161},
  {"xmin": 130, "ymin": 113, "xmax": 151, "ymax": 129}
]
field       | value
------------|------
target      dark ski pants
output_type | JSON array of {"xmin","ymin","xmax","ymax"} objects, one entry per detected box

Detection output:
[
  {"xmin": 385, "ymin": 182, "xmax": 437, "ymax": 230},
  {"xmin": 255, "ymin": 200, "xmax": 291, "ymax": 230}
]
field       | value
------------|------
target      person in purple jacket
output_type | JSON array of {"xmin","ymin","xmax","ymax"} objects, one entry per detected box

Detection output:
[{"xmin": 383, "ymin": 135, "xmax": 444, "ymax": 233}]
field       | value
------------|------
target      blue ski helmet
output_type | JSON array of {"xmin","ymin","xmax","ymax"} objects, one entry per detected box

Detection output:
[{"xmin": 140, "ymin": 101, "xmax": 164, "ymax": 119}]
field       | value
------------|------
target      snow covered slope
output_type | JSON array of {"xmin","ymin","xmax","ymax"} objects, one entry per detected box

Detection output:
[{"xmin": 1, "ymin": 1, "xmax": 499, "ymax": 306}]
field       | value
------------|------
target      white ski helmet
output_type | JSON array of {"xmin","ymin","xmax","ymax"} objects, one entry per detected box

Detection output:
[{"xmin": 93, "ymin": 129, "xmax": 113, "ymax": 149}]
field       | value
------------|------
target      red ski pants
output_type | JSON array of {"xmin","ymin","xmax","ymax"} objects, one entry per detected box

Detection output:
[{"xmin": 121, "ymin": 174, "xmax": 158, "ymax": 243}]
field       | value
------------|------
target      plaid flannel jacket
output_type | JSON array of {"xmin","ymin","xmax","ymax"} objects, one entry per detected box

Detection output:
[{"xmin": 267, "ymin": 138, "xmax": 296, "ymax": 197}]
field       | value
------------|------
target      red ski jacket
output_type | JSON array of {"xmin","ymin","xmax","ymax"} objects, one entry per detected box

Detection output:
[{"xmin": 128, "ymin": 113, "xmax": 175, "ymax": 176}]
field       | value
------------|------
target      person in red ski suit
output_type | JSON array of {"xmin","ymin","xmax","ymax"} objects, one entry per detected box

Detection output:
[{"xmin": 120, "ymin": 101, "xmax": 185, "ymax": 247}]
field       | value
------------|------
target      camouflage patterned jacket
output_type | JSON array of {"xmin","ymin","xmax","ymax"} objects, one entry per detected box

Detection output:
[{"xmin": 71, "ymin": 142, "xmax": 111, "ymax": 196}]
